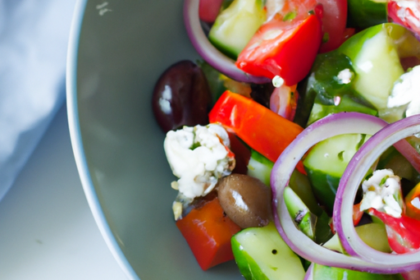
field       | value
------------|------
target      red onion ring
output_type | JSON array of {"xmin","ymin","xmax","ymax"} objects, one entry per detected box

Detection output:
[
  {"xmin": 334, "ymin": 115, "xmax": 420, "ymax": 268},
  {"xmin": 271, "ymin": 112, "xmax": 420, "ymax": 273},
  {"xmin": 183, "ymin": 0, "xmax": 270, "ymax": 84},
  {"xmin": 304, "ymin": 264, "xmax": 314, "ymax": 280}
]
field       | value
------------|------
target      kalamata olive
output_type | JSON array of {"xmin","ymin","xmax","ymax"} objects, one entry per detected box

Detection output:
[
  {"xmin": 217, "ymin": 174, "xmax": 272, "ymax": 229},
  {"xmin": 152, "ymin": 60, "xmax": 212, "ymax": 132}
]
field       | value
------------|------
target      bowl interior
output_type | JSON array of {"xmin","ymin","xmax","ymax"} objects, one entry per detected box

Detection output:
[{"xmin": 73, "ymin": 0, "xmax": 243, "ymax": 279}]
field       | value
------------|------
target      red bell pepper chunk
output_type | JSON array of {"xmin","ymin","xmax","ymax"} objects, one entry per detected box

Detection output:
[
  {"xmin": 405, "ymin": 182, "xmax": 420, "ymax": 220},
  {"xmin": 176, "ymin": 197, "xmax": 241, "ymax": 270},
  {"xmin": 368, "ymin": 208, "xmax": 420, "ymax": 254},
  {"xmin": 209, "ymin": 91, "xmax": 304, "ymax": 164},
  {"xmin": 235, "ymin": 6, "xmax": 322, "ymax": 85}
]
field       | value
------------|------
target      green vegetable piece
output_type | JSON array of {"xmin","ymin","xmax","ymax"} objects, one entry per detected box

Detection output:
[
  {"xmin": 339, "ymin": 24, "xmax": 406, "ymax": 110},
  {"xmin": 308, "ymin": 95, "xmax": 378, "ymax": 125},
  {"xmin": 377, "ymin": 146, "xmax": 418, "ymax": 181},
  {"xmin": 324, "ymin": 223, "xmax": 391, "ymax": 254},
  {"xmin": 304, "ymin": 133, "xmax": 370, "ymax": 211},
  {"xmin": 232, "ymin": 223, "xmax": 306, "ymax": 280},
  {"xmin": 288, "ymin": 169, "xmax": 323, "ymax": 216},
  {"xmin": 312, "ymin": 263, "xmax": 404, "ymax": 279},
  {"xmin": 209, "ymin": 0, "xmax": 265, "ymax": 59},
  {"xmin": 284, "ymin": 187, "xmax": 317, "ymax": 240},
  {"xmin": 247, "ymin": 149, "xmax": 274, "ymax": 187},
  {"xmin": 347, "ymin": 0, "xmax": 388, "ymax": 28},
  {"xmin": 197, "ymin": 61, "xmax": 226, "ymax": 104}
]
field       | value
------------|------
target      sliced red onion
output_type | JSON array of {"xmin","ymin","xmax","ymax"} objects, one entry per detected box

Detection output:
[
  {"xmin": 271, "ymin": 112, "xmax": 420, "ymax": 273},
  {"xmin": 334, "ymin": 115, "xmax": 420, "ymax": 269},
  {"xmin": 304, "ymin": 264, "xmax": 314, "ymax": 280},
  {"xmin": 183, "ymin": 0, "xmax": 270, "ymax": 84}
]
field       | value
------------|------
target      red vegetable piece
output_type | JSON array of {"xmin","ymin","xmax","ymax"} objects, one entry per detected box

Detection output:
[
  {"xmin": 368, "ymin": 208, "xmax": 420, "ymax": 254},
  {"xmin": 329, "ymin": 203, "xmax": 363, "ymax": 234},
  {"xmin": 176, "ymin": 197, "xmax": 241, "ymax": 270},
  {"xmin": 388, "ymin": 0, "xmax": 420, "ymax": 39},
  {"xmin": 199, "ymin": 0, "xmax": 223, "ymax": 23},
  {"xmin": 209, "ymin": 91, "xmax": 304, "ymax": 163},
  {"xmin": 228, "ymin": 132, "xmax": 251, "ymax": 175},
  {"xmin": 317, "ymin": 0, "xmax": 348, "ymax": 52},
  {"xmin": 235, "ymin": 3, "xmax": 322, "ymax": 85}
]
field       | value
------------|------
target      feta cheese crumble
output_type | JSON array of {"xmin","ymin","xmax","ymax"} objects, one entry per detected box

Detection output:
[
  {"xmin": 360, "ymin": 169, "xmax": 404, "ymax": 218},
  {"xmin": 388, "ymin": 65, "xmax": 420, "ymax": 118},
  {"xmin": 164, "ymin": 124, "xmax": 235, "ymax": 200},
  {"xmin": 272, "ymin": 75, "xmax": 284, "ymax": 88},
  {"xmin": 337, "ymin": 68, "xmax": 353, "ymax": 84}
]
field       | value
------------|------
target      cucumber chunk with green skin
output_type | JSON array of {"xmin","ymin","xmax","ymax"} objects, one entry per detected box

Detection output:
[
  {"xmin": 347, "ymin": 0, "xmax": 387, "ymax": 28},
  {"xmin": 232, "ymin": 223, "xmax": 306, "ymax": 280},
  {"xmin": 312, "ymin": 263, "xmax": 404, "ymax": 279},
  {"xmin": 209, "ymin": 0, "xmax": 265, "ymax": 59},
  {"xmin": 304, "ymin": 133, "xmax": 370, "ymax": 212},
  {"xmin": 308, "ymin": 95, "xmax": 378, "ymax": 125},
  {"xmin": 247, "ymin": 149, "xmax": 274, "ymax": 187},
  {"xmin": 339, "ymin": 24, "xmax": 407, "ymax": 110},
  {"xmin": 324, "ymin": 223, "xmax": 391, "ymax": 254},
  {"xmin": 289, "ymin": 169, "xmax": 323, "ymax": 216},
  {"xmin": 247, "ymin": 150, "xmax": 323, "ymax": 216},
  {"xmin": 284, "ymin": 187, "xmax": 317, "ymax": 240}
]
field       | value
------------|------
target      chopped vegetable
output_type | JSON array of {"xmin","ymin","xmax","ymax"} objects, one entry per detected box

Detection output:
[
  {"xmin": 176, "ymin": 197, "xmax": 241, "ymax": 270},
  {"xmin": 209, "ymin": 90, "xmax": 303, "ymax": 163},
  {"xmin": 231, "ymin": 223, "xmax": 306, "ymax": 280},
  {"xmin": 209, "ymin": 0, "xmax": 266, "ymax": 59},
  {"xmin": 236, "ymin": 0, "xmax": 323, "ymax": 85}
]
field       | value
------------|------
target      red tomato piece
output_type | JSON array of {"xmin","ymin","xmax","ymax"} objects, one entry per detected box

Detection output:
[
  {"xmin": 236, "ymin": 12, "xmax": 322, "ymax": 85},
  {"xmin": 209, "ymin": 91, "xmax": 304, "ymax": 163},
  {"xmin": 368, "ymin": 208, "xmax": 420, "ymax": 254},
  {"xmin": 176, "ymin": 197, "xmax": 241, "ymax": 270},
  {"xmin": 388, "ymin": 0, "xmax": 420, "ymax": 38},
  {"xmin": 199, "ymin": 0, "xmax": 224, "ymax": 23},
  {"xmin": 317, "ymin": 0, "xmax": 348, "ymax": 52}
]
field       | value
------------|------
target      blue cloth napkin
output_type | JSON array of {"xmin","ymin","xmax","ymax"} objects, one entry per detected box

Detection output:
[{"xmin": 0, "ymin": 0, "xmax": 76, "ymax": 200}]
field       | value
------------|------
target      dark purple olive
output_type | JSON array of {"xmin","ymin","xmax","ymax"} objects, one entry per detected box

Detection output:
[
  {"xmin": 217, "ymin": 174, "xmax": 272, "ymax": 229},
  {"xmin": 152, "ymin": 60, "xmax": 212, "ymax": 132}
]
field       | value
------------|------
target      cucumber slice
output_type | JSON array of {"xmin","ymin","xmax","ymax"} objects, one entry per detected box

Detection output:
[
  {"xmin": 339, "ymin": 24, "xmax": 406, "ymax": 110},
  {"xmin": 208, "ymin": 0, "xmax": 265, "ymax": 59},
  {"xmin": 284, "ymin": 187, "xmax": 316, "ymax": 240},
  {"xmin": 303, "ymin": 133, "xmax": 370, "ymax": 211},
  {"xmin": 247, "ymin": 149, "xmax": 274, "ymax": 186},
  {"xmin": 232, "ymin": 223, "xmax": 306, "ymax": 280},
  {"xmin": 312, "ymin": 263, "xmax": 404, "ymax": 279},
  {"xmin": 308, "ymin": 95, "xmax": 378, "ymax": 125},
  {"xmin": 324, "ymin": 223, "xmax": 391, "ymax": 254},
  {"xmin": 347, "ymin": 0, "xmax": 388, "ymax": 28}
]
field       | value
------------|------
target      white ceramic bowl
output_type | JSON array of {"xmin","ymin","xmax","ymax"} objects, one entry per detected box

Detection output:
[{"xmin": 67, "ymin": 0, "xmax": 243, "ymax": 279}]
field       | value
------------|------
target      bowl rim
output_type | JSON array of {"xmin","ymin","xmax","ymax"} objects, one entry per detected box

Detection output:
[{"xmin": 66, "ymin": 0, "xmax": 139, "ymax": 279}]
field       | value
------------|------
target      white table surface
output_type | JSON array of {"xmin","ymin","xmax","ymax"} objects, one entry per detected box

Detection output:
[{"xmin": 0, "ymin": 103, "xmax": 127, "ymax": 280}]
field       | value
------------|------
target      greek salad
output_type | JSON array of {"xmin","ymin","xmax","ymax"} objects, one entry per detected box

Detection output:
[{"xmin": 151, "ymin": 0, "xmax": 420, "ymax": 279}]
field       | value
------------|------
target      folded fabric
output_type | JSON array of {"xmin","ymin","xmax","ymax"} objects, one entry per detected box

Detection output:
[{"xmin": 0, "ymin": 0, "xmax": 76, "ymax": 201}]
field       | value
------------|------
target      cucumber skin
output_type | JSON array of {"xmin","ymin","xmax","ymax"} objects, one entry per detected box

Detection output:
[
  {"xmin": 305, "ymin": 169, "xmax": 340, "ymax": 212},
  {"xmin": 308, "ymin": 96, "xmax": 378, "ymax": 125},
  {"xmin": 313, "ymin": 264, "xmax": 404, "ymax": 280},
  {"xmin": 347, "ymin": 0, "xmax": 387, "ymax": 28},
  {"xmin": 232, "ymin": 223, "xmax": 305, "ymax": 280}
]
